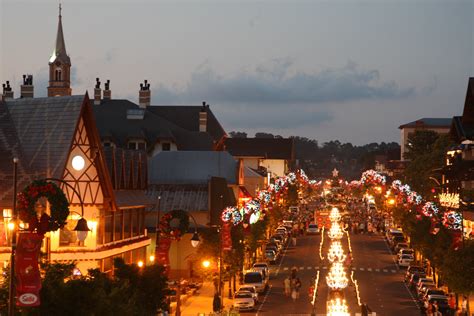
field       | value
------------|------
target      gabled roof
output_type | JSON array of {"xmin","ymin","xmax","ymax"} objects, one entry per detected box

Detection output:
[
  {"xmin": 451, "ymin": 77, "xmax": 474, "ymax": 141},
  {"xmin": 0, "ymin": 102, "xmax": 32, "ymax": 209},
  {"xmin": 149, "ymin": 151, "xmax": 237, "ymax": 185},
  {"xmin": 147, "ymin": 104, "xmax": 226, "ymax": 143},
  {"xmin": 6, "ymin": 95, "xmax": 84, "ymax": 179},
  {"xmin": 399, "ymin": 118, "xmax": 452, "ymax": 129},
  {"xmin": 224, "ymin": 138, "xmax": 295, "ymax": 160},
  {"xmin": 92, "ymin": 99, "xmax": 214, "ymax": 151}
]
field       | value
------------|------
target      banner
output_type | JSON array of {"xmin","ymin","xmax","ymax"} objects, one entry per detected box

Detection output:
[
  {"xmin": 221, "ymin": 223, "xmax": 232, "ymax": 251},
  {"xmin": 15, "ymin": 232, "xmax": 43, "ymax": 307},
  {"xmin": 155, "ymin": 237, "xmax": 172, "ymax": 275}
]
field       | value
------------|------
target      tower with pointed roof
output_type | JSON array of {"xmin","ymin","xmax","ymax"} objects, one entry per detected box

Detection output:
[{"xmin": 48, "ymin": 4, "xmax": 72, "ymax": 97}]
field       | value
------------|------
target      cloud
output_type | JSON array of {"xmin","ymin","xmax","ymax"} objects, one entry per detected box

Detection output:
[{"xmin": 151, "ymin": 59, "xmax": 415, "ymax": 106}]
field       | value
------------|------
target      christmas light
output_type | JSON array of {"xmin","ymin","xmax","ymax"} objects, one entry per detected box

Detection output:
[
  {"xmin": 327, "ymin": 298, "xmax": 349, "ymax": 316},
  {"xmin": 326, "ymin": 262, "xmax": 348, "ymax": 290}
]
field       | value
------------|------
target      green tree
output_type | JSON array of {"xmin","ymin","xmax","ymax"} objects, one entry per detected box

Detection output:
[
  {"xmin": 404, "ymin": 131, "xmax": 452, "ymax": 197},
  {"xmin": 440, "ymin": 240, "xmax": 474, "ymax": 295}
]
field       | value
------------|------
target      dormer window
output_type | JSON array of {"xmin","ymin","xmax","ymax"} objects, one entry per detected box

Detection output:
[
  {"xmin": 127, "ymin": 140, "xmax": 146, "ymax": 150},
  {"xmin": 162, "ymin": 143, "xmax": 171, "ymax": 151},
  {"xmin": 103, "ymin": 141, "xmax": 115, "ymax": 148}
]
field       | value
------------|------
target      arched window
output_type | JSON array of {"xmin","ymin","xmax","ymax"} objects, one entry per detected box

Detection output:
[{"xmin": 55, "ymin": 69, "xmax": 62, "ymax": 81}]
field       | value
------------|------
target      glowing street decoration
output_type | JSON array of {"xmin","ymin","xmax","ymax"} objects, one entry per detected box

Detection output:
[
  {"xmin": 326, "ymin": 262, "xmax": 349, "ymax": 290},
  {"xmin": 442, "ymin": 210, "xmax": 462, "ymax": 230},
  {"xmin": 249, "ymin": 212, "xmax": 260, "ymax": 224},
  {"xmin": 421, "ymin": 202, "xmax": 439, "ymax": 217},
  {"xmin": 327, "ymin": 241, "xmax": 346, "ymax": 263},
  {"xmin": 439, "ymin": 193, "xmax": 460, "ymax": 209},
  {"xmin": 327, "ymin": 298, "xmax": 350, "ymax": 316},
  {"xmin": 329, "ymin": 207, "xmax": 341, "ymax": 223},
  {"xmin": 328, "ymin": 222, "xmax": 344, "ymax": 240}
]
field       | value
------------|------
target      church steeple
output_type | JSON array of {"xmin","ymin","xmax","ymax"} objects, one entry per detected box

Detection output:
[{"xmin": 48, "ymin": 3, "xmax": 72, "ymax": 97}]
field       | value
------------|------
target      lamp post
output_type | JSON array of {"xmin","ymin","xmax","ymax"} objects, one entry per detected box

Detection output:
[{"xmin": 8, "ymin": 158, "xmax": 18, "ymax": 316}]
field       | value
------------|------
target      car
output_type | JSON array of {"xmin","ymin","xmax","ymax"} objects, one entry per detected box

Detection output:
[
  {"xmin": 417, "ymin": 283, "xmax": 436, "ymax": 297},
  {"xmin": 421, "ymin": 289, "xmax": 445, "ymax": 301},
  {"xmin": 394, "ymin": 242, "xmax": 409, "ymax": 254},
  {"xmin": 398, "ymin": 254, "xmax": 414, "ymax": 267},
  {"xmin": 422, "ymin": 295, "xmax": 449, "ymax": 314},
  {"xmin": 417, "ymin": 279, "xmax": 435, "ymax": 293},
  {"xmin": 306, "ymin": 223, "xmax": 320, "ymax": 235},
  {"xmin": 398, "ymin": 248, "xmax": 415, "ymax": 260},
  {"xmin": 271, "ymin": 234, "xmax": 286, "ymax": 245},
  {"xmin": 266, "ymin": 243, "xmax": 280, "ymax": 254},
  {"xmin": 252, "ymin": 262, "xmax": 269, "ymax": 279},
  {"xmin": 409, "ymin": 272, "xmax": 426, "ymax": 290},
  {"xmin": 390, "ymin": 236, "xmax": 406, "ymax": 249},
  {"xmin": 405, "ymin": 265, "xmax": 425, "ymax": 282},
  {"xmin": 265, "ymin": 250, "xmax": 278, "ymax": 263},
  {"xmin": 233, "ymin": 291, "xmax": 256, "ymax": 311},
  {"xmin": 236, "ymin": 286, "xmax": 259, "ymax": 303},
  {"xmin": 242, "ymin": 271, "xmax": 268, "ymax": 293}
]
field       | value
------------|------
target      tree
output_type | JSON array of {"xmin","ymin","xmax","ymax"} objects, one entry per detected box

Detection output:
[
  {"xmin": 440, "ymin": 240, "xmax": 474, "ymax": 295},
  {"xmin": 404, "ymin": 132, "xmax": 452, "ymax": 196},
  {"xmin": 229, "ymin": 131, "xmax": 247, "ymax": 138}
]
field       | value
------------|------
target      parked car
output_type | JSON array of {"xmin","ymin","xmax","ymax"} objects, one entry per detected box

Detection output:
[
  {"xmin": 266, "ymin": 243, "xmax": 281, "ymax": 254},
  {"xmin": 306, "ymin": 223, "xmax": 320, "ymax": 235},
  {"xmin": 394, "ymin": 242, "xmax": 409, "ymax": 254},
  {"xmin": 386, "ymin": 228, "xmax": 403, "ymax": 240},
  {"xmin": 398, "ymin": 254, "xmax": 414, "ymax": 267},
  {"xmin": 242, "ymin": 271, "xmax": 268, "ymax": 293},
  {"xmin": 233, "ymin": 291, "xmax": 256, "ymax": 311},
  {"xmin": 421, "ymin": 289, "xmax": 445, "ymax": 301},
  {"xmin": 405, "ymin": 265, "xmax": 425, "ymax": 282},
  {"xmin": 252, "ymin": 262, "xmax": 269, "ymax": 280},
  {"xmin": 265, "ymin": 250, "xmax": 278, "ymax": 263},
  {"xmin": 390, "ymin": 236, "xmax": 406, "ymax": 249},
  {"xmin": 417, "ymin": 283, "xmax": 436, "ymax": 297},
  {"xmin": 398, "ymin": 248, "xmax": 414, "ymax": 260},
  {"xmin": 409, "ymin": 273, "xmax": 427, "ymax": 290},
  {"xmin": 236, "ymin": 286, "xmax": 259, "ymax": 303},
  {"xmin": 417, "ymin": 279, "xmax": 435, "ymax": 294}
]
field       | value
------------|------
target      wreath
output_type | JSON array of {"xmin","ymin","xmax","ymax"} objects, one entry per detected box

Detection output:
[
  {"xmin": 17, "ymin": 180, "xmax": 70, "ymax": 234},
  {"xmin": 159, "ymin": 209, "xmax": 190, "ymax": 240}
]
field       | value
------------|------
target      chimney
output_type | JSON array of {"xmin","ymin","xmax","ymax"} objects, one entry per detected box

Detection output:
[
  {"xmin": 94, "ymin": 78, "xmax": 101, "ymax": 105},
  {"xmin": 2, "ymin": 81, "xmax": 14, "ymax": 100},
  {"xmin": 199, "ymin": 101, "xmax": 208, "ymax": 132},
  {"xmin": 138, "ymin": 80, "xmax": 150, "ymax": 108},
  {"xmin": 103, "ymin": 79, "xmax": 111, "ymax": 100},
  {"xmin": 20, "ymin": 75, "xmax": 34, "ymax": 98}
]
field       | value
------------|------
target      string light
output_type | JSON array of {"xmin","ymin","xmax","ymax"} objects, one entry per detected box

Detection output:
[
  {"xmin": 327, "ymin": 298, "xmax": 350, "ymax": 316},
  {"xmin": 326, "ymin": 262, "xmax": 349, "ymax": 290}
]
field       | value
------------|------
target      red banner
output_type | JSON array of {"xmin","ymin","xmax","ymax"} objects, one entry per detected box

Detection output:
[
  {"xmin": 15, "ymin": 232, "xmax": 43, "ymax": 307},
  {"xmin": 155, "ymin": 237, "xmax": 172, "ymax": 275},
  {"xmin": 221, "ymin": 223, "xmax": 232, "ymax": 251}
]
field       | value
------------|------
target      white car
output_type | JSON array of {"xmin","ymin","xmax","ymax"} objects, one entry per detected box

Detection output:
[
  {"xmin": 243, "ymin": 271, "xmax": 268, "ymax": 293},
  {"xmin": 233, "ymin": 291, "xmax": 255, "ymax": 311},
  {"xmin": 237, "ymin": 286, "xmax": 259, "ymax": 303},
  {"xmin": 398, "ymin": 254, "xmax": 414, "ymax": 267},
  {"xmin": 397, "ymin": 248, "xmax": 414, "ymax": 260},
  {"xmin": 306, "ymin": 223, "xmax": 320, "ymax": 235}
]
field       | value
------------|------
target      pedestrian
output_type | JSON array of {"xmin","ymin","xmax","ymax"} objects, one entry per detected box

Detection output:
[
  {"xmin": 361, "ymin": 302, "xmax": 372, "ymax": 316},
  {"xmin": 426, "ymin": 301, "xmax": 434, "ymax": 316},
  {"xmin": 284, "ymin": 276, "xmax": 291, "ymax": 297},
  {"xmin": 448, "ymin": 294, "xmax": 456, "ymax": 316},
  {"xmin": 213, "ymin": 293, "xmax": 221, "ymax": 313},
  {"xmin": 359, "ymin": 222, "xmax": 365, "ymax": 234},
  {"xmin": 295, "ymin": 277, "xmax": 302, "ymax": 299},
  {"xmin": 433, "ymin": 301, "xmax": 441, "ymax": 316},
  {"xmin": 461, "ymin": 296, "xmax": 468, "ymax": 316},
  {"xmin": 292, "ymin": 236, "xmax": 297, "ymax": 247}
]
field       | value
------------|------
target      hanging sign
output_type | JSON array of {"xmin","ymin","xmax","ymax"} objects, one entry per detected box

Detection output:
[
  {"xmin": 15, "ymin": 232, "xmax": 43, "ymax": 307},
  {"xmin": 155, "ymin": 237, "xmax": 172, "ymax": 275},
  {"xmin": 221, "ymin": 223, "xmax": 232, "ymax": 251}
]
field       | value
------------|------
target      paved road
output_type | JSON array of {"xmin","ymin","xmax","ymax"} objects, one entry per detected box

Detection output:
[{"xmin": 238, "ymin": 232, "xmax": 420, "ymax": 315}]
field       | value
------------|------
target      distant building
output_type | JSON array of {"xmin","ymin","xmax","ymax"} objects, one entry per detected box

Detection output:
[
  {"xmin": 399, "ymin": 118, "xmax": 452, "ymax": 160},
  {"xmin": 223, "ymin": 137, "xmax": 295, "ymax": 178}
]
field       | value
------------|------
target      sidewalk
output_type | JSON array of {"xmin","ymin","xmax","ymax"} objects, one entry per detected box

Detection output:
[{"xmin": 179, "ymin": 281, "xmax": 233, "ymax": 316}]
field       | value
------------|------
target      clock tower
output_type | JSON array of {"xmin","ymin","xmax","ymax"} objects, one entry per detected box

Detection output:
[{"xmin": 48, "ymin": 4, "xmax": 72, "ymax": 97}]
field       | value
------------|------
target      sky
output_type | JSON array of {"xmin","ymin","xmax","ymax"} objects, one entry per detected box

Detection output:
[{"xmin": 1, "ymin": 0, "xmax": 473, "ymax": 145}]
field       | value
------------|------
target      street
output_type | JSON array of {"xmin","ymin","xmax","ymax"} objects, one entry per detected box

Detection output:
[{"xmin": 240, "ymin": 232, "xmax": 420, "ymax": 315}]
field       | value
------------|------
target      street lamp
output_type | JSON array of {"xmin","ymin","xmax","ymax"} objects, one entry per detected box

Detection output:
[{"xmin": 191, "ymin": 231, "xmax": 200, "ymax": 248}]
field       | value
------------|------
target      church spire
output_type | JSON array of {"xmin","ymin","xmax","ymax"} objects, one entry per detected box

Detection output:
[
  {"xmin": 49, "ymin": 2, "xmax": 70, "ymax": 65},
  {"xmin": 48, "ymin": 3, "xmax": 72, "ymax": 97}
]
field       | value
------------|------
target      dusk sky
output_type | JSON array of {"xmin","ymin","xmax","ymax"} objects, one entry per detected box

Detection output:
[{"xmin": 1, "ymin": 0, "xmax": 473, "ymax": 145}]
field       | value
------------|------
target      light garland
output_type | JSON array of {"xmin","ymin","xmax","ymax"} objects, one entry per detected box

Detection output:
[
  {"xmin": 327, "ymin": 241, "xmax": 346, "ymax": 263},
  {"xmin": 442, "ymin": 210, "xmax": 462, "ymax": 230},
  {"xmin": 319, "ymin": 227, "xmax": 325, "ymax": 260},
  {"xmin": 328, "ymin": 222, "xmax": 344, "ymax": 240},
  {"xmin": 351, "ymin": 271, "xmax": 362, "ymax": 306},
  {"xmin": 311, "ymin": 270, "xmax": 320, "ymax": 306},
  {"xmin": 329, "ymin": 207, "xmax": 341, "ymax": 222}
]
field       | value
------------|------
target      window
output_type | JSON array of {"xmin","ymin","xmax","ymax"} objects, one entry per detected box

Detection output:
[
  {"xmin": 114, "ymin": 210, "xmax": 123, "ymax": 241},
  {"xmin": 105, "ymin": 211, "xmax": 114, "ymax": 244},
  {"xmin": 123, "ymin": 209, "xmax": 131, "ymax": 239},
  {"xmin": 162, "ymin": 143, "xmax": 171, "ymax": 151},
  {"xmin": 128, "ymin": 142, "xmax": 137, "ymax": 150},
  {"xmin": 128, "ymin": 141, "xmax": 146, "ymax": 150},
  {"xmin": 55, "ymin": 69, "xmax": 62, "ymax": 81},
  {"xmin": 137, "ymin": 142, "xmax": 146, "ymax": 151}
]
